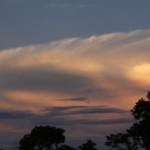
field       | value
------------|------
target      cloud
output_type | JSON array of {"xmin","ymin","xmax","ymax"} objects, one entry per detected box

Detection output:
[
  {"xmin": 1, "ymin": 29, "xmax": 150, "ymax": 113},
  {"xmin": 0, "ymin": 67, "xmax": 92, "ymax": 93},
  {"xmin": 68, "ymin": 118, "xmax": 134, "ymax": 125},
  {"xmin": 33, "ymin": 116, "xmax": 134, "ymax": 126},
  {"xmin": 43, "ymin": 106, "xmax": 88, "ymax": 112},
  {"xmin": 25, "ymin": 105, "xmax": 131, "ymax": 127},
  {"xmin": 0, "ymin": 106, "xmax": 128, "ymax": 129},
  {"xmin": 1, "ymin": 29, "xmax": 150, "ymax": 112},
  {"xmin": 0, "ymin": 110, "xmax": 33, "ymax": 119},
  {"xmin": 1, "ymin": 29, "xmax": 150, "ymax": 149},
  {"xmin": 56, "ymin": 97, "xmax": 87, "ymax": 102},
  {"xmin": 42, "ymin": 106, "xmax": 128, "ymax": 117},
  {"xmin": 78, "ymin": 87, "xmax": 107, "ymax": 92}
]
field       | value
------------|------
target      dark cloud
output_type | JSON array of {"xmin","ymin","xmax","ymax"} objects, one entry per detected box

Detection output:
[
  {"xmin": 0, "ymin": 68, "xmax": 93, "ymax": 94},
  {"xmin": 42, "ymin": 106, "xmax": 128, "ymax": 117},
  {"xmin": 33, "ymin": 116, "xmax": 134, "ymax": 126},
  {"xmin": 108, "ymin": 94, "xmax": 129, "ymax": 98},
  {"xmin": 70, "ymin": 107, "xmax": 128, "ymax": 115},
  {"xmin": 42, "ymin": 106, "xmax": 88, "ymax": 112},
  {"xmin": 72, "ymin": 118, "xmax": 134, "ymax": 125},
  {"xmin": 0, "ymin": 106, "xmax": 131, "ymax": 149},
  {"xmin": 56, "ymin": 97, "xmax": 87, "ymax": 102},
  {"xmin": 78, "ymin": 87, "xmax": 107, "ymax": 92},
  {"xmin": 30, "ymin": 106, "xmax": 130, "ymax": 126},
  {"xmin": 0, "ymin": 110, "xmax": 33, "ymax": 119}
]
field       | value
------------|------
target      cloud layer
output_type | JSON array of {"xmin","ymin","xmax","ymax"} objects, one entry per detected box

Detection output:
[
  {"xmin": 1, "ymin": 29, "xmax": 150, "ymax": 108},
  {"xmin": 1, "ymin": 29, "xmax": 150, "ymax": 149}
]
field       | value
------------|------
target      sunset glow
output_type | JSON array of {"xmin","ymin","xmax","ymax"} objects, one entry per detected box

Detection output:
[{"xmin": 0, "ymin": 0, "xmax": 150, "ymax": 149}]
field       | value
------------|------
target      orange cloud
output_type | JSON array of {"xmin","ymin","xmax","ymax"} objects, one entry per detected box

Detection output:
[{"xmin": 0, "ymin": 29, "xmax": 150, "ymax": 111}]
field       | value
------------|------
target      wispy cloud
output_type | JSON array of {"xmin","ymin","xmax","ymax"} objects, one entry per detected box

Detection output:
[
  {"xmin": 78, "ymin": 87, "xmax": 107, "ymax": 92},
  {"xmin": 33, "ymin": 116, "xmax": 134, "ymax": 126},
  {"xmin": 1, "ymin": 29, "xmax": 150, "ymax": 103},
  {"xmin": 1, "ymin": 29, "xmax": 150, "ymax": 143},
  {"xmin": 66, "ymin": 117, "xmax": 134, "ymax": 125},
  {"xmin": 0, "ymin": 110, "xmax": 33, "ymax": 119},
  {"xmin": 56, "ymin": 97, "xmax": 87, "ymax": 102},
  {"xmin": 42, "ymin": 106, "xmax": 128, "ymax": 117}
]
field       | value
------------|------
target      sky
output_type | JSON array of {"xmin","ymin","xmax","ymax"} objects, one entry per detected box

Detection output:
[{"xmin": 1, "ymin": 0, "xmax": 150, "ymax": 149}]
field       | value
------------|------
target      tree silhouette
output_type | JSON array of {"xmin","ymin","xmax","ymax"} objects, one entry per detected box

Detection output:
[
  {"xmin": 78, "ymin": 139, "xmax": 97, "ymax": 150},
  {"xmin": 18, "ymin": 126, "xmax": 65, "ymax": 150},
  {"xmin": 57, "ymin": 144, "xmax": 77, "ymax": 150},
  {"xmin": 105, "ymin": 91, "xmax": 150, "ymax": 150},
  {"xmin": 18, "ymin": 134, "xmax": 34, "ymax": 150}
]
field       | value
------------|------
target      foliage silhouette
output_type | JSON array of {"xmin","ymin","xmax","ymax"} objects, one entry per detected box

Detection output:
[
  {"xmin": 18, "ymin": 134, "xmax": 34, "ymax": 150},
  {"xmin": 18, "ymin": 126, "xmax": 98, "ymax": 150},
  {"xmin": 78, "ymin": 139, "xmax": 97, "ymax": 150},
  {"xmin": 18, "ymin": 126, "xmax": 65, "ymax": 150},
  {"xmin": 105, "ymin": 91, "xmax": 150, "ymax": 150},
  {"xmin": 57, "ymin": 144, "xmax": 77, "ymax": 150}
]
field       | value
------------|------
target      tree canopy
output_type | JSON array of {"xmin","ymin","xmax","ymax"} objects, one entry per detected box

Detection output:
[
  {"xmin": 18, "ymin": 126, "xmax": 97, "ymax": 150},
  {"xmin": 78, "ymin": 139, "xmax": 97, "ymax": 150},
  {"xmin": 18, "ymin": 126, "xmax": 65, "ymax": 150},
  {"xmin": 105, "ymin": 91, "xmax": 150, "ymax": 150},
  {"xmin": 57, "ymin": 144, "xmax": 77, "ymax": 150}
]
